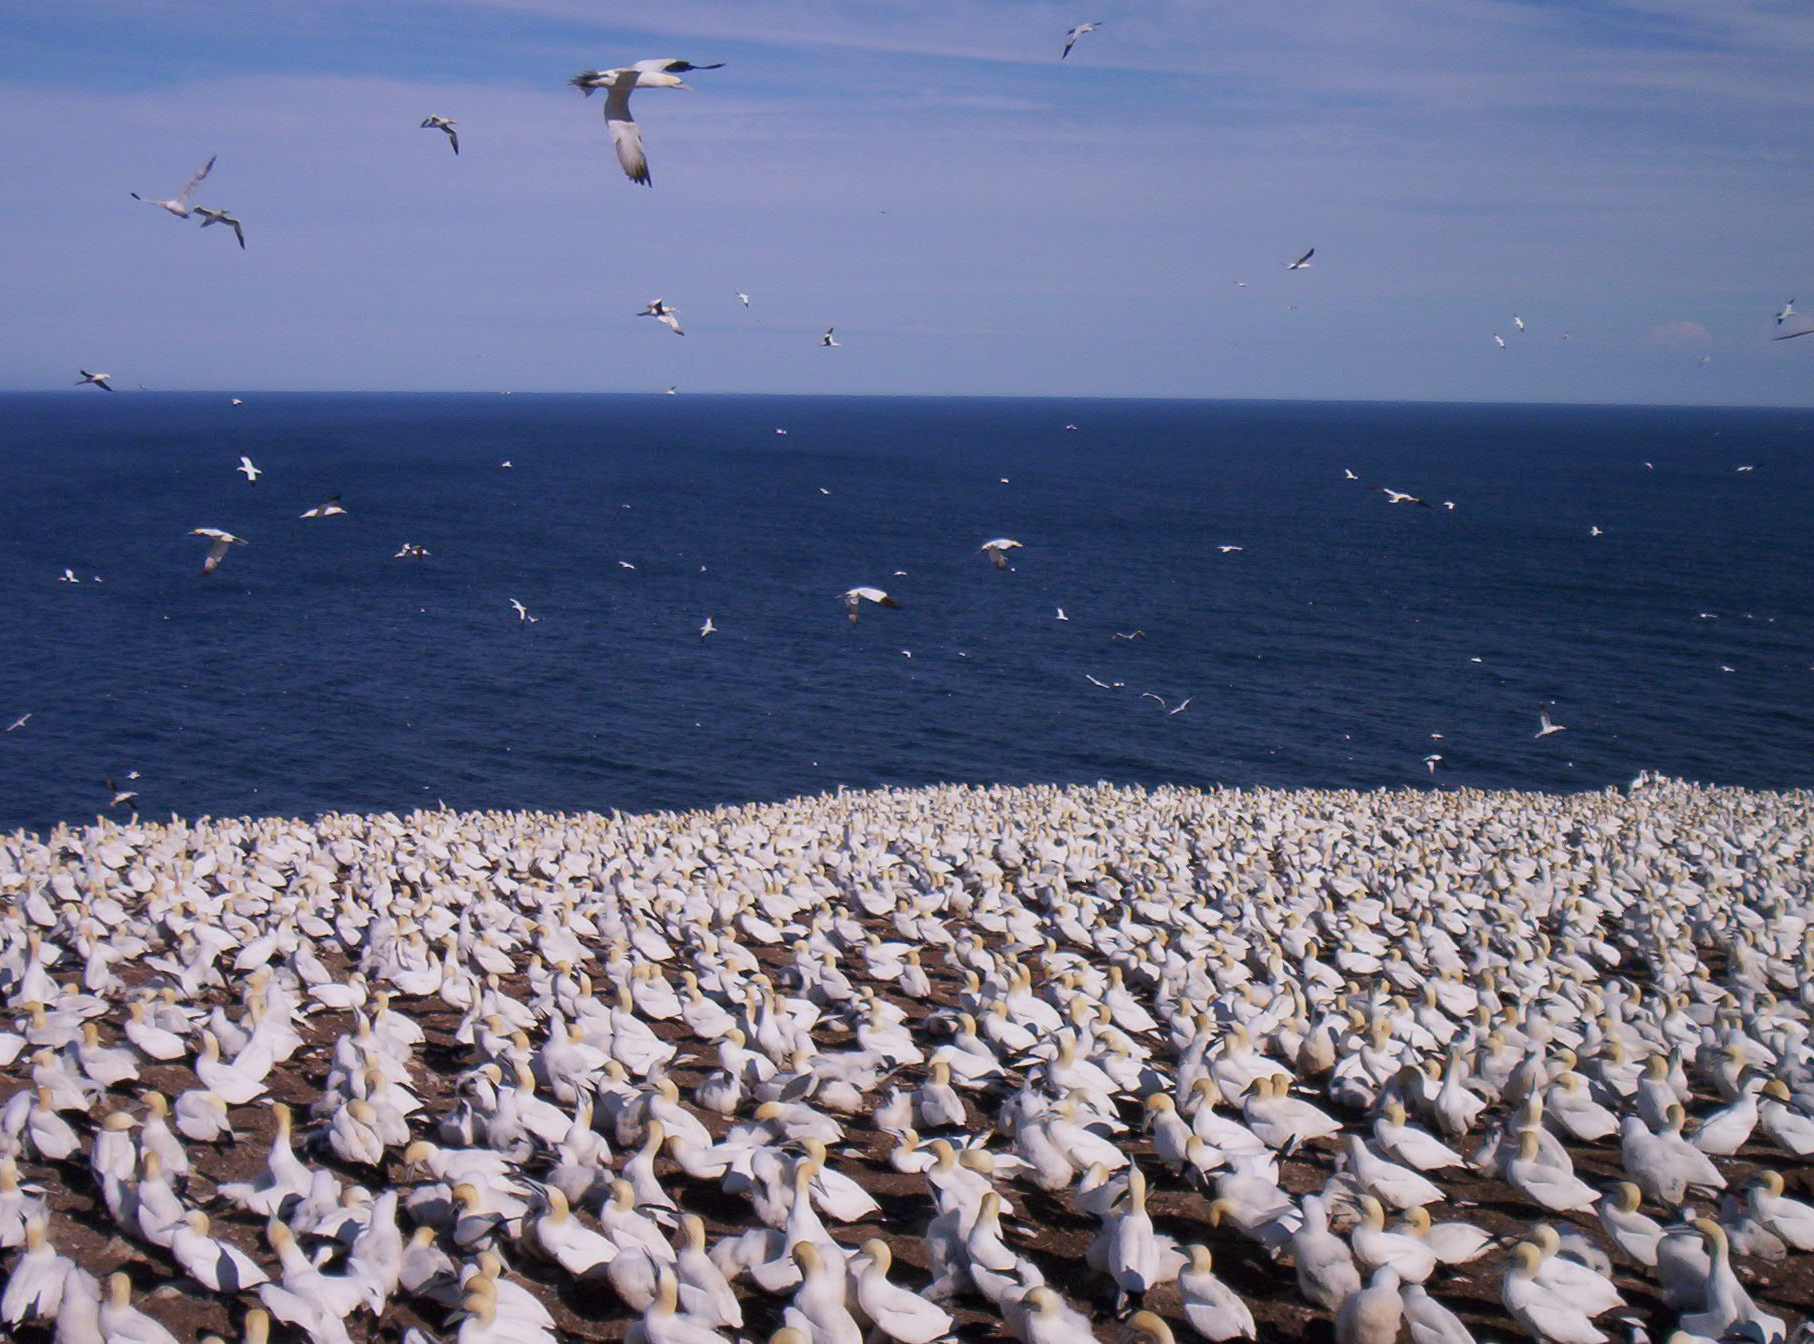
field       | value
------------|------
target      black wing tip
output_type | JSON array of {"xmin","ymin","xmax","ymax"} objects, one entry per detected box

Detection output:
[{"xmin": 880, "ymin": 596, "xmax": 903, "ymax": 609}]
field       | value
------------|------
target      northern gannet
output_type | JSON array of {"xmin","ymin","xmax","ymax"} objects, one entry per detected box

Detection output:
[
  {"xmin": 699, "ymin": 616, "xmax": 716, "ymax": 639},
  {"xmin": 131, "ymin": 156, "xmax": 215, "ymax": 218},
  {"xmin": 238, "ymin": 456, "xmax": 261, "ymax": 484},
  {"xmin": 1061, "ymin": 21, "xmax": 1101, "ymax": 59},
  {"xmin": 76, "ymin": 371, "xmax": 113, "ymax": 391},
  {"xmin": 1777, "ymin": 298, "xmax": 1796, "ymax": 325},
  {"xmin": 979, "ymin": 538, "xmax": 1023, "ymax": 569},
  {"xmin": 195, "ymin": 208, "xmax": 245, "ymax": 249},
  {"xmin": 510, "ymin": 600, "xmax": 537, "ymax": 624},
  {"xmin": 189, "ymin": 527, "xmax": 247, "ymax": 574},
  {"xmin": 1216, "ymin": 545, "xmax": 1243, "ymax": 553},
  {"xmin": 104, "ymin": 777, "xmax": 138, "ymax": 810},
  {"xmin": 840, "ymin": 587, "xmax": 899, "ymax": 624},
  {"xmin": 421, "ymin": 116, "xmax": 459, "ymax": 155},
  {"xmin": 638, "ymin": 300, "xmax": 684, "ymax": 335},
  {"xmin": 736, "ymin": 292, "xmax": 750, "ymax": 306},
  {"xmin": 1287, "ymin": 248, "xmax": 1315, "ymax": 270},
  {"xmin": 821, "ymin": 328, "xmax": 840, "ymax": 346},
  {"xmin": 300, "ymin": 495, "xmax": 346, "ymax": 518},
  {"xmin": 1535, "ymin": 706, "xmax": 1566, "ymax": 737},
  {"xmin": 5, "ymin": 714, "xmax": 29, "ymax": 731},
  {"xmin": 1379, "ymin": 488, "xmax": 1431, "ymax": 507},
  {"xmin": 569, "ymin": 59, "xmax": 724, "ymax": 186}
]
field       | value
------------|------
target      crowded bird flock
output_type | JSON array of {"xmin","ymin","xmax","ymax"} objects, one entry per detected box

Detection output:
[{"xmin": 1, "ymin": 774, "xmax": 1812, "ymax": 1344}]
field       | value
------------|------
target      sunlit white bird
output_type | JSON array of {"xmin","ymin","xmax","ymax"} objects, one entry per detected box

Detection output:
[
  {"xmin": 1380, "ymin": 488, "xmax": 1431, "ymax": 507},
  {"xmin": 300, "ymin": 495, "xmax": 345, "ymax": 518},
  {"xmin": 190, "ymin": 528, "xmax": 247, "ymax": 574},
  {"xmin": 840, "ymin": 587, "xmax": 900, "ymax": 624},
  {"xmin": 131, "ymin": 156, "xmax": 215, "ymax": 217},
  {"xmin": 1535, "ymin": 706, "xmax": 1566, "ymax": 737},
  {"xmin": 238, "ymin": 456, "xmax": 261, "ymax": 484},
  {"xmin": 510, "ymin": 600, "xmax": 537, "ymax": 624},
  {"xmin": 1424, "ymin": 754, "xmax": 1441, "ymax": 774},
  {"xmin": 1217, "ymin": 545, "xmax": 1243, "ymax": 553},
  {"xmin": 1287, "ymin": 248, "xmax": 1315, "ymax": 270},
  {"xmin": 821, "ymin": 328, "xmax": 840, "ymax": 346},
  {"xmin": 979, "ymin": 538, "xmax": 1023, "ymax": 569},
  {"xmin": 1777, "ymin": 298, "xmax": 1796, "ymax": 325},
  {"xmin": 195, "ymin": 208, "xmax": 245, "ymax": 249},
  {"xmin": 421, "ymin": 116, "xmax": 459, "ymax": 155},
  {"xmin": 639, "ymin": 300, "xmax": 684, "ymax": 335},
  {"xmin": 1493, "ymin": 334, "xmax": 1506, "ymax": 348},
  {"xmin": 1513, "ymin": 315, "xmax": 1526, "ymax": 331},
  {"xmin": 76, "ymin": 370, "xmax": 113, "ymax": 391},
  {"xmin": 1061, "ymin": 22, "xmax": 1102, "ymax": 58},
  {"xmin": 736, "ymin": 292, "xmax": 750, "ymax": 306},
  {"xmin": 60, "ymin": 569, "xmax": 80, "ymax": 583},
  {"xmin": 569, "ymin": 59, "xmax": 724, "ymax": 186},
  {"xmin": 699, "ymin": 617, "xmax": 716, "ymax": 639}
]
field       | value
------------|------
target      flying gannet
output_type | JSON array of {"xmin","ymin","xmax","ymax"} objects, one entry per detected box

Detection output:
[
  {"xmin": 105, "ymin": 777, "xmax": 138, "ymax": 809},
  {"xmin": 1379, "ymin": 488, "xmax": 1431, "ymax": 507},
  {"xmin": 570, "ymin": 59, "xmax": 724, "ymax": 186},
  {"xmin": 639, "ymin": 300, "xmax": 684, "ymax": 335},
  {"xmin": 238, "ymin": 456, "xmax": 261, "ymax": 484},
  {"xmin": 195, "ymin": 208, "xmax": 245, "ymax": 249},
  {"xmin": 4, "ymin": 714, "xmax": 28, "ymax": 732},
  {"xmin": 1777, "ymin": 299, "xmax": 1796, "ymax": 325},
  {"xmin": 421, "ymin": 116, "xmax": 459, "ymax": 155},
  {"xmin": 979, "ymin": 538, "xmax": 1023, "ymax": 569},
  {"xmin": 699, "ymin": 616, "xmax": 716, "ymax": 639},
  {"xmin": 131, "ymin": 156, "xmax": 215, "ymax": 218},
  {"xmin": 1216, "ymin": 545, "xmax": 1243, "ymax": 553},
  {"xmin": 1424, "ymin": 754, "xmax": 1442, "ymax": 774},
  {"xmin": 59, "ymin": 569, "xmax": 80, "ymax": 583},
  {"xmin": 1535, "ymin": 706, "xmax": 1567, "ymax": 738},
  {"xmin": 510, "ymin": 600, "xmax": 537, "ymax": 623},
  {"xmin": 300, "ymin": 495, "xmax": 346, "ymax": 518},
  {"xmin": 821, "ymin": 328, "xmax": 840, "ymax": 346},
  {"xmin": 736, "ymin": 292, "xmax": 750, "ymax": 306},
  {"xmin": 76, "ymin": 371, "xmax": 113, "ymax": 391},
  {"xmin": 1287, "ymin": 248, "xmax": 1315, "ymax": 270},
  {"xmin": 1061, "ymin": 22, "xmax": 1102, "ymax": 59},
  {"xmin": 189, "ymin": 528, "xmax": 247, "ymax": 574},
  {"xmin": 840, "ymin": 587, "xmax": 900, "ymax": 624}
]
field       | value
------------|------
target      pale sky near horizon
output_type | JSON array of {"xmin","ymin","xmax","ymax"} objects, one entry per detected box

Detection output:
[{"xmin": 5, "ymin": 0, "xmax": 1813, "ymax": 405}]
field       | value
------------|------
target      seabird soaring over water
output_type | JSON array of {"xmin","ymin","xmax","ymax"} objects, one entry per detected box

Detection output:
[
  {"xmin": 569, "ymin": 59, "xmax": 724, "ymax": 186},
  {"xmin": 421, "ymin": 116, "xmax": 459, "ymax": 154},
  {"xmin": 76, "ymin": 370, "xmax": 113, "ymax": 391},
  {"xmin": 1379, "ymin": 488, "xmax": 1432, "ymax": 507},
  {"xmin": 1061, "ymin": 21, "xmax": 1101, "ymax": 58},
  {"xmin": 699, "ymin": 616, "xmax": 716, "ymax": 639},
  {"xmin": 1777, "ymin": 298, "xmax": 1796, "ymax": 325},
  {"xmin": 238, "ymin": 456, "xmax": 261, "ymax": 484},
  {"xmin": 1424, "ymin": 754, "xmax": 1442, "ymax": 774},
  {"xmin": 736, "ymin": 292, "xmax": 750, "ymax": 307},
  {"xmin": 131, "ymin": 156, "xmax": 215, "ymax": 218},
  {"xmin": 1535, "ymin": 706, "xmax": 1567, "ymax": 737},
  {"xmin": 510, "ymin": 600, "xmax": 537, "ymax": 623},
  {"xmin": 195, "ymin": 208, "xmax": 245, "ymax": 249},
  {"xmin": 821, "ymin": 328, "xmax": 840, "ymax": 347},
  {"xmin": 5, "ymin": 714, "xmax": 29, "ymax": 732},
  {"xmin": 189, "ymin": 528, "xmax": 247, "ymax": 574},
  {"xmin": 300, "ymin": 495, "xmax": 346, "ymax": 518},
  {"xmin": 1216, "ymin": 544, "xmax": 1243, "ymax": 553},
  {"xmin": 1287, "ymin": 248, "xmax": 1315, "ymax": 270},
  {"xmin": 979, "ymin": 538, "xmax": 1023, "ymax": 569},
  {"xmin": 638, "ymin": 300, "xmax": 684, "ymax": 335},
  {"xmin": 59, "ymin": 569, "xmax": 80, "ymax": 583},
  {"xmin": 1493, "ymin": 334, "xmax": 1506, "ymax": 348},
  {"xmin": 104, "ymin": 777, "xmax": 138, "ymax": 809},
  {"xmin": 840, "ymin": 587, "xmax": 900, "ymax": 624},
  {"xmin": 394, "ymin": 543, "xmax": 431, "ymax": 558}
]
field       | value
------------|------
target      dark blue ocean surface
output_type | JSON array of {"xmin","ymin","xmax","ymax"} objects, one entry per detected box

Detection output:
[{"xmin": 0, "ymin": 392, "xmax": 1809, "ymax": 833}]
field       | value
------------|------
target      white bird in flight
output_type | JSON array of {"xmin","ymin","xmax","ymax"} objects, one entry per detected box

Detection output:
[
  {"xmin": 1424, "ymin": 754, "xmax": 1442, "ymax": 774},
  {"xmin": 189, "ymin": 527, "xmax": 247, "ymax": 574},
  {"xmin": 237, "ymin": 456, "xmax": 261, "ymax": 484},
  {"xmin": 59, "ymin": 569, "xmax": 80, "ymax": 583},
  {"xmin": 979, "ymin": 538, "xmax": 1023, "ymax": 569},
  {"xmin": 300, "ymin": 494, "xmax": 346, "ymax": 518},
  {"xmin": 5, "ymin": 714, "xmax": 29, "ymax": 732},
  {"xmin": 1513, "ymin": 314, "xmax": 1526, "ymax": 332},
  {"xmin": 1055, "ymin": 608, "xmax": 1069, "ymax": 621},
  {"xmin": 1061, "ymin": 21, "xmax": 1102, "ymax": 59},
  {"xmin": 394, "ymin": 542, "xmax": 431, "ymax": 558},
  {"xmin": 1380, "ymin": 487, "xmax": 1431, "ymax": 507},
  {"xmin": 638, "ymin": 299, "xmax": 684, "ymax": 335},
  {"xmin": 105, "ymin": 777, "xmax": 138, "ymax": 809},
  {"xmin": 1777, "ymin": 298, "xmax": 1797, "ymax": 325},
  {"xmin": 1217, "ymin": 544, "xmax": 1243, "ymax": 553},
  {"xmin": 736, "ymin": 292, "xmax": 750, "ymax": 307},
  {"xmin": 195, "ymin": 207, "xmax": 245, "ymax": 249},
  {"xmin": 76, "ymin": 370, "xmax": 113, "ymax": 392},
  {"xmin": 821, "ymin": 328, "xmax": 840, "ymax": 347},
  {"xmin": 699, "ymin": 616, "xmax": 716, "ymax": 639},
  {"xmin": 510, "ymin": 600, "xmax": 537, "ymax": 623},
  {"xmin": 1287, "ymin": 248, "xmax": 1315, "ymax": 270},
  {"xmin": 1589, "ymin": 525, "xmax": 1603, "ymax": 536},
  {"xmin": 570, "ymin": 59, "xmax": 724, "ymax": 186},
  {"xmin": 1493, "ymin": 334, "xmax": 1506, "ymax": 348},
  {"xmin": 131, "ymin": 156, "xmax": 215, "ymax": 217},
  {"xmin": 840, "ymin": 587, "xmax": 900, "ymax": 624},
  {"xmin": 1535, "ymin": 706, "xmax": 1567, "ymax": 737},
  {"xmin": 421, "ymin": 116, "xmax": 459, "ymax": 155}
]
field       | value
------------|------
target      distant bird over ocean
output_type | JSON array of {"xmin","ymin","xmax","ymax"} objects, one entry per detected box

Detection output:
[
  {"xmin": 1535, "ymin": 706, "xmax": 1567, "ymax": 737},
  {"xmin": 76, "ymin": 370, "xmax": 113, "ymax": 392},
  {"xmin": 59, "ymin": 569, "xmax": 80, "ymax": 583},
  {"xmin": 569, "ymin": 59, "xmax": 724, "ymax": 186},
  {"xmin": 1494, "ymin": 334, "xmax": 1506, "ymax": 348},
  {"xmin": 1055, "ymin": 608, "xmax": 1069, "ymax": 621},
  {"xmin": 300, "ymin": 494, "xmax": 346, "ymax": 518},
  {"xmin": 1424, "ymin": 754, "xmax": 1442, "ymax": 774},
  {"xmin": 699, "ymin": 616, "xmax": 716, "ymax": 639},
  {"xmin": 1777, "ymin": 298, "xmax": 1797, "ymax": 325},
  {"xmin": 394, "ymin": 543, "xmax": 430, "ymax": 558},
  {"xmin": 1287, "ymin": 248, "xmax": 1315, "ymax": 270},
  {"xmin": 131, "ymin": 155, "xmax": 215, "ymax": 218},
  {"xmin": 189, "ymin": 527, "xmax": 247, "ymax": 574},
  {"xmin": 821, "ymin": 328, "xmax": 840, "ymax": 347},
  {"xmin": 195, "ymin": 207, "xmax": 245, "ymax": 249},
  {"xmin": 639, "ymin": 299, "xmax": 683, "ymax": 335},
  {"xmin": 979, "ymin": 538, "xmax": 1023, "ymax": 569},
  {"xmin": 840, "ymin": 587, "xmax": 900, "ymax": 624},
  {"xmin": 421, "ymin": 116, "xmax": 459, "ymax": 154},
  {"xmin": 510, "ymin": 599, "xmax": 537, "ymax": 624},
  {"xmin": 4, "ymin": 714, "xmax": 29, "ymax": 732},
  {"xmin": 104, "ymin": 776, "xmax": 138, "ymax": 810},
  {"xmin": 1061, "ymin": 21, "xmax": 1101, "ymax": 58},
  {"xmin": 1379, "ymin": 487, "xmax": 1431, "ymax": 507},
  {"xmin": 237, "ymin": 456, "xmax": 261, "ymax": 484},
  {"xmin": 1216, "ymin": 544, "xmax": 1243, "ymax": 553}
]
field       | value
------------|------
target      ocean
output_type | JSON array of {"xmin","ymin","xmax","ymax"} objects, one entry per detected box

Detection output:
[{"xmin": 0, "ymin": 392, "xmax": 1809, "ymax": 834}]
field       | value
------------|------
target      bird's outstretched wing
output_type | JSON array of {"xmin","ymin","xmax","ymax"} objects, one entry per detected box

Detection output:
[
  {"xmin": 604, "ymin": 79, "xmax": 650, "ymax": 185},
  {"xmin": 177, "ymin": 156, "xmax": 216, "ymax": 208}
]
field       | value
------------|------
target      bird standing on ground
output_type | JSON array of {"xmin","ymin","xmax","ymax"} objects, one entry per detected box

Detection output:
[
  {"xmin": 421, "ymin": 116, "xmax": 459, "ymax": 154},
  {"xmin": 131, "ymin": 156, "xmax": 215, "ymax": 217},
  {"xmin": 570, "ymin": 59, "xmax": 724, "ymax": 186}
]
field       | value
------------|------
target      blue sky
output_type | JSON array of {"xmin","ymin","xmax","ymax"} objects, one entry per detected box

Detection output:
[{"xmin": 4, "ymin": 0, "xmax": 1811, "ymax": 403}]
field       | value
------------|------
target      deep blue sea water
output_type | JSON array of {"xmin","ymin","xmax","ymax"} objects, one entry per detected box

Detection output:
[{"xmin": 0, "ymin": 392, "xmax": 1809, "ymax": 833}]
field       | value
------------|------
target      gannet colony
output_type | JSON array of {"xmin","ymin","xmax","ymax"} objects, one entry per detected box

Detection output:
[{"xmin": 2, "ymin": 776, "xmax": 1813, "ymax": 1344}]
